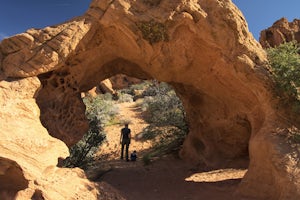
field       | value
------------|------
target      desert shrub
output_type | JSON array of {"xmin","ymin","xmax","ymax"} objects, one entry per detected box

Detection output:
[
  {"xmin": 142, "ymin": 82, "xmax": 187, "ymax": 130},
  {"xmin": 118, "ymin": 88, "xmax": 134, "ymax": 96},
  {"xmin": 101, "ymin": 92, "xmax": 113, "ymax": 101},
  {"xmin": 140, "ymin": 82, "xmax": 188, "ymax": 159},
  {"xmin": 83, "ymin": 94, "xmax": 119, "ymax": 125},
  {"xmin": 142, "ymin": 81, "xmax": 170, "ymax": 97},
  {"xmin": 140, "ymin": 125, "xmax": 162, "ymax": 140},
  {"xmin": 118, "ymin": 81, "xmax": 152, "ymax": 100},
  {"xmin": 63, "ymin": 94, "xmax": 119, "ymax": 168},
  {"xmin": 117, "ymin": 93, "xmax": 134, "ymax": 103},
  {"xmin": 267, "ymin": 41, "xmax": 300, "ymax": 105},
  {"xmin": 63, "ymin": 118, "xmax": 106, "ymax": 168},
  {"xmin": 142, "ymin": 85, "xmax": 158, "ymax": 97},
  {"xmin": 141, "ymin": 126, "xmax": 186, "ymax": 165},
  {"xmin": 137, "ymin": 20, "xmax": 168, "ymax": 44},
  {"xmin": 130, "ymin": 81, "xmax": 152, "ymax": 91}
]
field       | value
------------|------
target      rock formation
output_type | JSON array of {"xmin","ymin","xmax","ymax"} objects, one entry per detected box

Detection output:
[
  {"xmin": 108, "ymin": 74, "xmax": 142, "ymax": 90},
  {"xmin": 1, "ymin": 0, "xmax": 300, "ymax": 199},
  {"xmin": 260, "ymin": 17, "xmax": 300, "ymax": 48},
  {"xmin": 88, "ymin": 74, "xmax": 142, "ymax": 96}
]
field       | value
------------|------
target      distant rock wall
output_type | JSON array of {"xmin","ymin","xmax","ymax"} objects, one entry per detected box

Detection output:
[
  {"xmin": 1, "ymin": 0, "xmax": 300, "ymax": 199},
  {"xmin": 89, "ymin": 74, "xmax": 143, "ymax": 96},
  {"xmin": 260, "ymin": 17, "xmax": 300, "ymax": 48}
]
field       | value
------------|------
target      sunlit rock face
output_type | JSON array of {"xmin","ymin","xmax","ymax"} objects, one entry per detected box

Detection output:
[
  {"xmin": 260, "ymin": 17, "xmax": 300, "ymax": 48},
  {"xmin": 0, "ymin": 0, "xmax": 300, "ymax": 199}
]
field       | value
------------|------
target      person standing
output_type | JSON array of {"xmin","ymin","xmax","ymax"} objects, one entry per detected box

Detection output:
[{"xmin": 120, "ymin": 123, "xmax": 131, "ymax": 161}]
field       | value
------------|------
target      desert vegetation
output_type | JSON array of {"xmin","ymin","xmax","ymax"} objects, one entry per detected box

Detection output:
[
  {"xmin": 267, "ymin": 41, "xmax": 300, "ymax": 142},
  {"xmin": 63, "ymin": 94, "xmax": 118, "ymax": 168},
  {"xmin": 64, "ymin": 80, "xmax": 188, "ymax": 168},
  {"xmin": 137, "ymin": 20, "xmax": 168, "ymax": 44},
  {"xmin": 267, "ymin": 41, "xmax": 300, "ymax": 111},
  {"xmin": 115, "ymin": 81, "xmax": 189, "ymax": 164},
  {"xmin": 137, "ymin": 82, "xmax": 188, "ymax": 163}
]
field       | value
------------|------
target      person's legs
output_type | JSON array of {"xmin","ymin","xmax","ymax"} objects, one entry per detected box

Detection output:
[
  {"xmin": 121, "ymin": 143, "xmax": 125, "ymax": 159},
  {"xmin": 125, "ymin": 142, "xmax": 130, "ymax": 161}
]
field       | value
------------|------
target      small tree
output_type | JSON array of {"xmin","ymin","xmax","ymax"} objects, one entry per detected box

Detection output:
[
  {"xmin": 63, "ymin": 94, "xmax": 118, "ymax": 168},
  {"xmin": 267, "ymin": 41, "xmax": 300, "ymax": 99},
  {"xmin": 64, "ymin": 118, "xmax": 106, "ymax": 168}
]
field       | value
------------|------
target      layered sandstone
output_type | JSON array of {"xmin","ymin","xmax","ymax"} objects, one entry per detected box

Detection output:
[
  {"xmin": 260, "ymin": 17, "xmax": 300, "ymax": 48},
  {"xmin": 1, "ymin": 0, "xmax": 300, "ymax": 199}
]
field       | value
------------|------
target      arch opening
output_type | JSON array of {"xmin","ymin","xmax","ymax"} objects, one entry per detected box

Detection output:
[
  {"xmin": 48, "ymin": 69, "xmax": 250, "ymax": 199},
  {"xmin": 36, "ymin": 57, "xmax": 252, "ymax": 170},
  {"xmin": 57, "ymin": 71, "xmax": 190, "ymax": 170}
]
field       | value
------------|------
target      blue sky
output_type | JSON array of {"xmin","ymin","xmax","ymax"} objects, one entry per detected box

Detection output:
[
  {"xmin": 232, "ymin": 0, "xmax": 300, "ymax": 40},
  {"xmin": 0, "ymin": 0, "xmax": 299, "ymax": 41},
  {"xmin": 0, "ymin": 0, "xmax": 89, "ymax": 40}
]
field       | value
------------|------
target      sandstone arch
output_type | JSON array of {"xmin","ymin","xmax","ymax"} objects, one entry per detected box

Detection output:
[{"xmin": 1, "ymin": 0, "xmax": 300, "ymax": 199}]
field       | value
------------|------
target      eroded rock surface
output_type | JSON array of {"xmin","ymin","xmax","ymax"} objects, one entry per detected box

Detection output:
[
  {"xmin": 1, "ymin": 0, "xmax": 300, "ymax": 199},
  {"xmin": 260, "ymin": 17, "xmax": 300, "ymax": 48}
]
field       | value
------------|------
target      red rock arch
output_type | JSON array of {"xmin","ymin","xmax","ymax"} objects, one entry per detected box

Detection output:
[{"xmin": 1, "ymin": 0, "xmax": 300, "ymax": 199}]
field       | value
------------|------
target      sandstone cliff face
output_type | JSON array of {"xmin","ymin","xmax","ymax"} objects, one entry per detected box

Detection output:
[
  {"xmin": 260, "ymin": 17, "xmax": 300, "ymax": 48},
  {"xmin": 1, "ymin": 0, "xmax": 300, "ymax": 199}
]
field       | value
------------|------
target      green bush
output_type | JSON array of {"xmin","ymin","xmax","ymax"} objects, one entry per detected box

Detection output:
[
  {"xmin": 267, "ymin": 41, "xmax": 300, "ymax": 100},
  {"xmin": 83, "ymin": 94, "xmax": 119, "ymax": 125},
  {"xmin": 63, "ymin": 118, "xmax": 106, "ymax": 168},
  {"xmin": 142, "ymin": 82, "xmax": 188, "ymax": 131},
  {"xmin": 63, "ymin": 94, "xmax": 119, "ymax": 168},
  {"xmin": 141, "ymin": 126, "xmax": 186, "ymax": 163},
  {"xmin": 140, "ymin": 82, "xmax": 188, "ymax": 158},
  {"xmin": 142, "ymin": 81, "xmax": 171, "ymax": 97},
  {"xmin": 130, "ymin": 81, "xmax": 152, "ymax": 91},
  {"xmin": 117, "ymin": 93, "xmax": 134, "ymax": 103},
  {"xmin": 140, "ymin": 125, "xmax": 160, "ymax": 140}
]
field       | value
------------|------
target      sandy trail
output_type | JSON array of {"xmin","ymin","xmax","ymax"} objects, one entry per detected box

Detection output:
[
  {"xmin": 97, "ymin": 102, "xmax": 152, "ymax": 160},
  {"xmin": 94, "ymin": 102, "xmax": 247, "ymax": 200}
]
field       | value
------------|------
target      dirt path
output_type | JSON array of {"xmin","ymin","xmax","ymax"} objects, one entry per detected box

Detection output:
[
  {"xmin": 96, "ymin": 101, "xmax": 152, "ymax": 160},
  {"xmin": 93, "ymin": 101, "xmax": 247, "ymax": 200}
]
